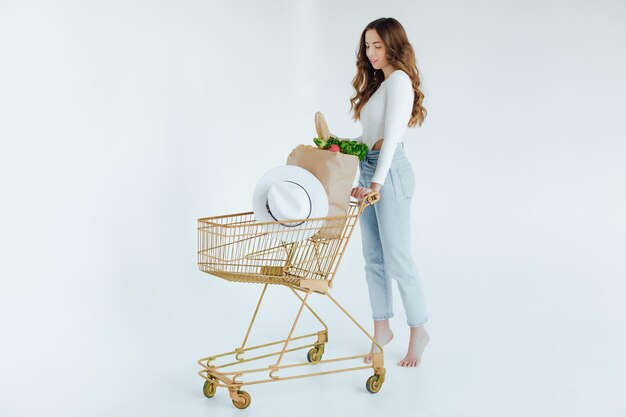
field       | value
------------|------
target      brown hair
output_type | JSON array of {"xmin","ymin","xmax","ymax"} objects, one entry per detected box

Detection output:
[{"xmin": 349, "ymin": 17, "xmax": 427, "ymax": 127}]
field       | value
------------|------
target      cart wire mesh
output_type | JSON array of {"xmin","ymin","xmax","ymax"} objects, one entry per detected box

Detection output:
[{"xmin": 197, "ymin": 199, "xmax": 366, "ymax": 288}]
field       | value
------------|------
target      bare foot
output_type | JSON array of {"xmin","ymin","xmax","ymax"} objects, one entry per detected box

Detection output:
[
  {"xmin": 397, "ymin": 326, "xmax": 429, "ymax": 367},
  {"xmin": 364, "ymin": 327, "xmax": 394, "ymax": 364}
]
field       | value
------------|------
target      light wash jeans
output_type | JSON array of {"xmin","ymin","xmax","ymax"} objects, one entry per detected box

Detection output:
[{"xmin": 358, "ymin": 142, "xmax": 428, "ymax": 327}]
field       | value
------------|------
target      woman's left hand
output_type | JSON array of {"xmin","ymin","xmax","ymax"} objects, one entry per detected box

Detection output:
[
  {"xmin": 352, "ymin": 182, "xmax": 381, "ymax": 200},
  {"xmin": 351, "ymin": 186, "xmax": 373, "ymax": 200}
]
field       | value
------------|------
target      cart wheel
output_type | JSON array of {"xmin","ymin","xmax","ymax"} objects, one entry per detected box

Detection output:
[
  {"xmin": 232, "ymin": 390, "xmax": 251, "ymax": 409},
  {"xmin": 307, "ymin": 345, "xmax": 324, "ymax": 362},
  {"xmin": 366, "ymin": 374, "xmax": 383, "ymax": 394},
  {"xmin": 203, "ymin": 378, "xmax": 217, "ymax": 398}
]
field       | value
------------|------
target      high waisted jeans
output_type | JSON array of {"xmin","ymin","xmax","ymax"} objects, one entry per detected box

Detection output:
[{"xmin": 358, "ymin": 142, "xmax": 428, "ymax": 327}]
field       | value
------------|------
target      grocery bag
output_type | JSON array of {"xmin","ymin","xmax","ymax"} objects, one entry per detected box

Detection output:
[{"xmin": 286, "ymin": 144, "xmax": 358, "ymax": 239}]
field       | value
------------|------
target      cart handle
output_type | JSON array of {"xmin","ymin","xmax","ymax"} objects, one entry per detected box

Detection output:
[{"xmin": 359, "ymin": 190, "xmax": 381, "ymax": 207}]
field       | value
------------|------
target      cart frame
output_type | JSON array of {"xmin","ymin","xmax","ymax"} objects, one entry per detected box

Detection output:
[{"xmin": 197, "ymin": 191, "xmax": 384, "ymax": 409}]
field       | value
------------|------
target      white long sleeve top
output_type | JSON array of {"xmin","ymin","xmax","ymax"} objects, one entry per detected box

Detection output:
[{"xmin": 352, "ymin": 69, "xmax": 414, "ymax": 186}]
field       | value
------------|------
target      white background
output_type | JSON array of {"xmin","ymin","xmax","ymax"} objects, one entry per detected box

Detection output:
[{"xmin": 1, "ymin": 1, "xmax": 625, "ymax": 416}]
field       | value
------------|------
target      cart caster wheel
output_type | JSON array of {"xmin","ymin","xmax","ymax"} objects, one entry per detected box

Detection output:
[
  {"xmin": 307, "ymin": 345, "xmax": 324, "ymax": 362},
  {"xmin": 203, "ymin": 378, "xmax": 217, "ymax": 398},
  {"xmin": 232, "ymin": 390, "xmax": 251, "ymax": 409},
  {"xmin": 366, "ymin": 374, "xmax": 383, "ymax": 394}
]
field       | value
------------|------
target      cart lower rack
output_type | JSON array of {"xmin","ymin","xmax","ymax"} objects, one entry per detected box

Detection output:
[{"xmin": 197, "ymin": 191, "xmax": 384, "ymax": 409}]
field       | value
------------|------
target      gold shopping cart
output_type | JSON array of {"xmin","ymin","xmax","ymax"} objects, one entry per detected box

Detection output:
[{"xmin": 197, "ymin": 191, "xmax": 383, "ymax": 409}]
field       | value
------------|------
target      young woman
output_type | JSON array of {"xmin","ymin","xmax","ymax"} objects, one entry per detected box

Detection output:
[{"xmin": 348, "ymin": 17, "xmax": 430, "ymax": 367}]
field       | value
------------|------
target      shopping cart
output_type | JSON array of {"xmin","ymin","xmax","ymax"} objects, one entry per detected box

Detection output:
[{"xmin": 197, "ymin": 191, "xmax": 383, "ymax": 409}]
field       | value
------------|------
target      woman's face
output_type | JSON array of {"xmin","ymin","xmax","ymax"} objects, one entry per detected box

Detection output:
[{"xmin": 365, "ymin": 29, "xmax": 391, "ymax": 71}]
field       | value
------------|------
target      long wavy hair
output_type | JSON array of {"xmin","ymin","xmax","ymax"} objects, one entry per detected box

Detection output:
[{"xmin": 349, "ymin": 17, "xmax": 427, "ymax": 127}]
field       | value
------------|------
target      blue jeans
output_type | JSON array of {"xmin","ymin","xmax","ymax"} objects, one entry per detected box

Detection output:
[{"xmin": 358, "ymin": 142, "xmax": 428, "ymax": 327}]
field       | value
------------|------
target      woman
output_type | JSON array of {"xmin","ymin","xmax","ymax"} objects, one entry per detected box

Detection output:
[{"xmin": 348, "ymin": 17, "xmax": 430, "ymax": 367}]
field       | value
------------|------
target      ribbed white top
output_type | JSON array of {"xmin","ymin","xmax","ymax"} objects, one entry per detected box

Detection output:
[{"xmin": 353, "ymin": 69, "xmax": 414, "ymax": 185}]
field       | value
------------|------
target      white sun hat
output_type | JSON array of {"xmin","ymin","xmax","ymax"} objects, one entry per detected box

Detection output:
[{"xmin": 252, "ymin": 165, "xmax": 329, "ymax": 243}]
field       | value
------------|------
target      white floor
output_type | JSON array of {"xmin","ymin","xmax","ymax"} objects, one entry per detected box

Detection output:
[{"xmin": 5, "ymin": 260, "xmax": 623, "ymax": 417}]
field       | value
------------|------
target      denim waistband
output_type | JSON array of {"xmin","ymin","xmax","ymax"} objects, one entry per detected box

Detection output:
[{"xmin": 363, "ymin": 142, "xmax": 405, "ymax": 164}]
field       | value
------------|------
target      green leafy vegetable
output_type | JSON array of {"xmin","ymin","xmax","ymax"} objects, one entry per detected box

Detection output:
[{"xmin": 313, "ymin": 135, "xmax": 369, "ymax": 161}]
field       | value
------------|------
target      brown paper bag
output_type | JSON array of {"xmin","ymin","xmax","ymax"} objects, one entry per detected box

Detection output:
[{"xmin": 286, "ymin": 144, "xmax": 359, "ymax": 239}]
